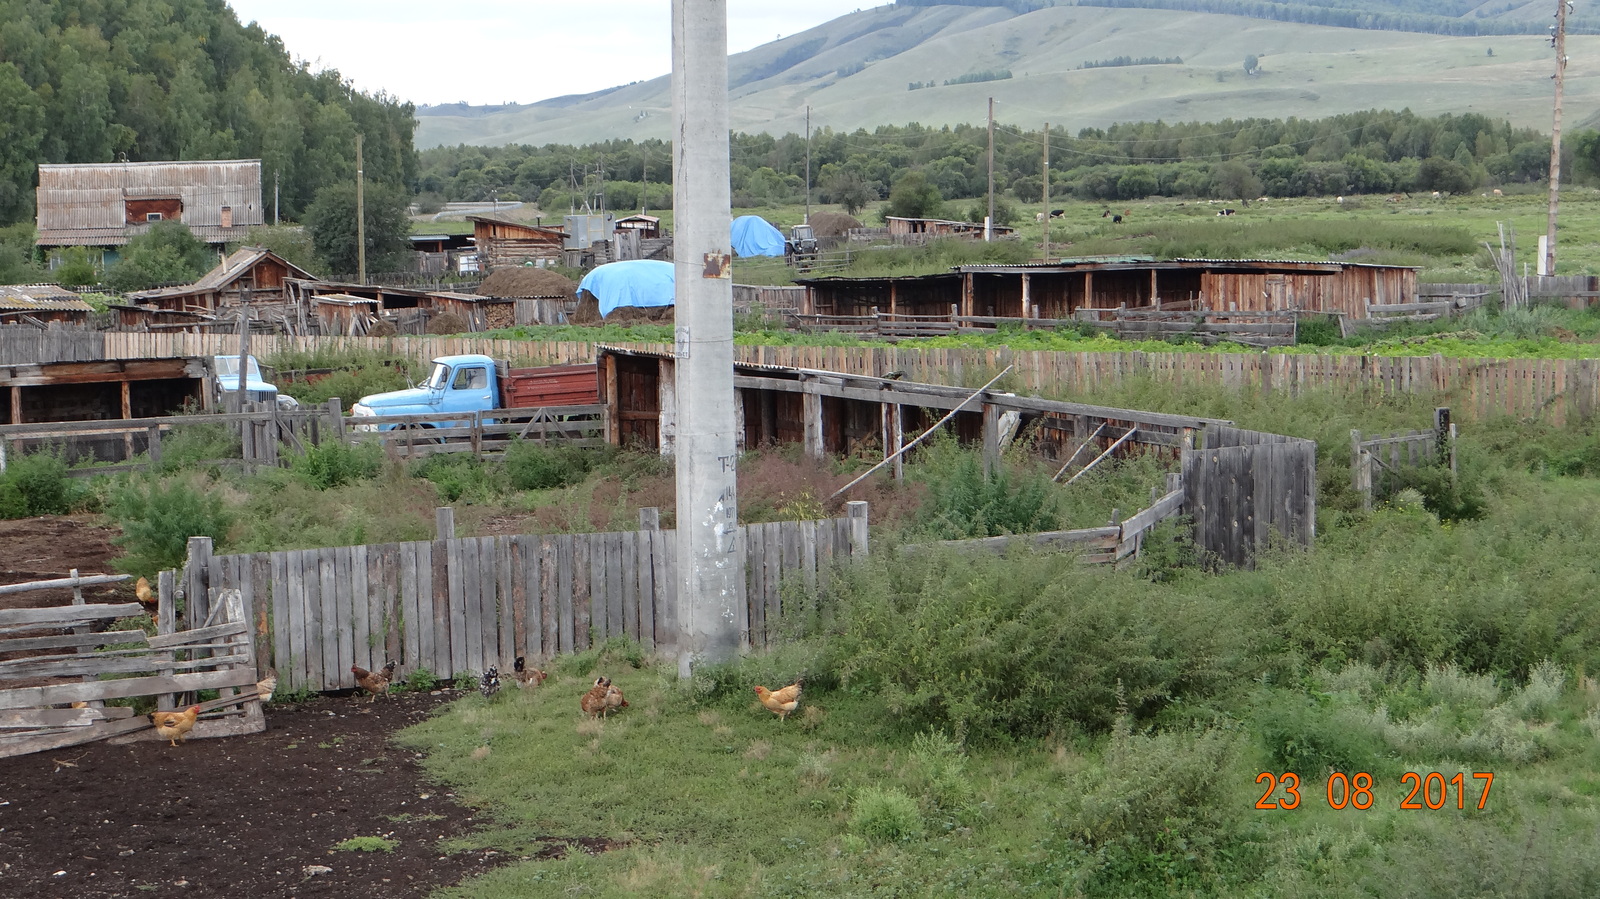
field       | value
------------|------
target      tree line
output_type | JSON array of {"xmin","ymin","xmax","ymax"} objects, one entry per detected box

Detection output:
[
  {"xmin": 0, "ymin": 0, "xmax": 418, "ymax": 227},
  {"xmin": 417, "ymin": 108, "xmax": 1599, "ymax": 216}
]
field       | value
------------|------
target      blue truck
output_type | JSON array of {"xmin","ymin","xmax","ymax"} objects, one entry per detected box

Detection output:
[
  {"xmin": 214, "ymin": 355, "xmax": 299, "ymax": 411},
  {"xmin": 350, "ymin": 354, "xmax": 598, "ymax": 432}
]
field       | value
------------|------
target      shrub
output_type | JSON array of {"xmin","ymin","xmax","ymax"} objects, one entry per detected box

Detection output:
[
  {"xmin": 414, "ymin": 453, "xmax": 503, "ymax": 503},
  {"xmin": 0, "ymin": 450, "xmax": 80, "ymax": 517},
  {"xmin": 505, "ymin": 441, "xmax": 596, "ymax": 491},
  {"xmin": 156, "ymin": 423, "xmax": 241, "ymax": 472},
  {"xmin": 290, "ymin": 440, "xmax": 383, "ymax": 490},
  {"xmin": 917, "ymin": 451, "xmax": 1058, "ymax": 539},
  {"xmin": 108, "ymin": 478, "xmax": 233, "ymax": 573},
  {"xmin": 849, "ymin": 786, "xmax": 924, "ymax": 844},
  {"xmin": 1253, "ymin": 690, "xmax": 1391, "ymax": 775}
]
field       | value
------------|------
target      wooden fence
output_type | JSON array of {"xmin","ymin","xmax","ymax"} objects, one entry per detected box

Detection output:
[
  {"xmin": 1351, "ymin": 408, "xmax": 1457, "ymax": 511},
  {"xmin": 0, "ymin": 572, "xmax": 265, "ymax": 758},
  {"xmin": 14, "ymin": 331, "xmax": 1600, "ymax": 426},
  {"xmin": 1183, "ymin": 426, "xmax": 1317, "ymax": 568},
  {"xmin": 1075, "ymin": 308, "xmax": 1298, "ymax": 347},
  {"xmin": 188, "ymin": 505, "xmax": 870, "ymax": 693}
]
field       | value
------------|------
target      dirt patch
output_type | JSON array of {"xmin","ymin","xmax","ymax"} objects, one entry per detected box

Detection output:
[
  {"xmin": 0, "ymin": 691, "xmax": 595, "ymax": 898},
  {"xmin": 476, "ymin": 268, "xmax": 577, "ymax": 300},
  {"xmin": 0, "ymin": 514, "xmax": 127, "ymax": 610}
]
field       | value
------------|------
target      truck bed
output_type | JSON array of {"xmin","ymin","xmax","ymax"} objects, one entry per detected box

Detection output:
[{"xmin": 499, "ymin": 363, "xmax": 600, "ymax": 408}]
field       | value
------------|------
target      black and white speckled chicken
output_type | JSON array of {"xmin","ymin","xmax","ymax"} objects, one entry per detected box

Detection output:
[{"xmin": 480, "ymin": 666, "xmax": 501, "ymax": 699}]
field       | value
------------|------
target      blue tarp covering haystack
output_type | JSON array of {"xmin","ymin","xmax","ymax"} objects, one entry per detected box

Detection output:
[
  {"xmin": 730, "ymin": 215, "xmax": 786, "ymax": 257},
  {"xmin": 577, "ymin": 260, "xmax": 676, "ymax": 318}
]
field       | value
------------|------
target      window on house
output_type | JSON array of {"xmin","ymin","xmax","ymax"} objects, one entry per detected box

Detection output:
[{"xmin": 146, "ymin": 213, "xmax": 163, "ymax": 222}]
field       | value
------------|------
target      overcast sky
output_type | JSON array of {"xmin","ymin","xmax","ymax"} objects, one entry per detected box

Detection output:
[{"xmin": 225, "ymin": 1, "xmax": 883, "ymax": 107}]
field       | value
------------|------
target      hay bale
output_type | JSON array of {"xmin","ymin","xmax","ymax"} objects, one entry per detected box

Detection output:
[
  {"xmin": 571, "ymin": 291, "xmax": 674, "ymax": 326},
  {"xmin": 369, "ymin": 319, "xmax": 398, "ymax": 337},
  {"xmin": 807, "ymin": 211, "xmax": 863, "ymax": 238},
  {"xmin": 477, "ymin": 268, "xmax": 577, "ymax": 300},
  {"xmin": 427, "ymin": 311, "xmax": 470, "ymax": 335}
]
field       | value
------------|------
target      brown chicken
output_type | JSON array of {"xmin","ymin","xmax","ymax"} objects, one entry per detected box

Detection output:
[
  {"xmin": 754, "ymin": 680, "xmax": 803, "ymax": 722},
  {"xmin": 151, "ymin": 705, "xmax": 201, "ymax": 746},
  {"xmin": 580, "ymin": 676, "xmax": 612, "ymax": 718},
  {"xmin": 351, "ymin": 661, "xmax": 397, "ymax": 702},
  {"xmin": 513, "ymin": 656, "xmax": 547, "ymax": 690},
  {"xmin": 255, "ymin": 669, "xmax": 278, "ymax": 703},
  {"xmin": 603, "ymin": 682, "xmax": 628, "ymax": 716},
  {"xmin": 134, "ymin": 576, "xmax": 158, "ymax": 614}
]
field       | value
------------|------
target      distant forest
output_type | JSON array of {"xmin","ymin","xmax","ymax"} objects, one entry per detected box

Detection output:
[
  {"xmin": 892, "ymin": 0, "xmax": 1600, "ymax": 35},
  {"xmin": 0, "ymin": 0, "xmax": 418, "ymax": 226},
  {"xmin": 417, "ymin": 109, "xmax": 1600, "ymax": 213}
]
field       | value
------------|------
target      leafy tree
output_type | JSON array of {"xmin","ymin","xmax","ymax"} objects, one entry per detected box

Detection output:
[
  {"xmin": 1117, "ymin": 166, "xmax": 1160, "ymax": 200},
  {"xmin": 884, "ymin": 170, "xmax": 944, "ymax": 220},
  {"xmin": 1416, "ymin": 156, "xmax": 1478, "ymax": 194},
  {"xmin": 234, "ymin": 224, "xmax": 322, "ymax": 277},
  {"xmin": 50, "ymin": 247, "xmax": 98, "ymax": 287},
  {"xmin": 104, "ymin": 221, "xmax": 216, "ymax": 292},
  {"xmin": 1210, "ymin": 160, "xmax": 1262, "ymax": 200},
  {"xmin": 0, "ymin": 224, "xmax": 42, "ymax": 283},
  {"xmin": 305, "ymin": 181, "xmax": 412, "ymax": 276},
  {"xmin": 1245, "ymin": 54, "xmax": 1260, "ymax": 74},
  {"xmin": 824, "ymin": 170, "xmax": 875, "ymax": 216}
]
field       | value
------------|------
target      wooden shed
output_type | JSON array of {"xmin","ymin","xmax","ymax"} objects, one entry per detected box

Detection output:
[
  {"xmin": 432, "ymin": 293, "xmax": 514, "ymax": 331},
  {"xmin": 468, "ymin": 216, "xmax": 567, "ymax": 271},
  {"xmin": 124, "ymin": 247, "xmax": 316, "ymax": 316},
  {"xmin": 885, "ymin": 216, "xmax": 1015, "ymax": 241},
  {"xmin": 108, "ymin": 304, "xmax": 214, "ymax": 332},
  {"xmin": 801, "ymin": 258, "xmax": 1417, "ymax": 320},
  {"xmin": 0, "ymin": 357, "xmax": 209, "ymax": 425},
  {"xmin": 0, "ymin": 285, "xmax": 94, "ymax": 327},
  {"xmin": 311, "ymin": 294, "xmax": 380, "ymax": 336},
  {"xmin": 35, "ymin": 160, "xmax": 263, "ymax": 250},
  {"xmin": 615, "ymin": 214, "xmax": 662, "ymax": 239}
]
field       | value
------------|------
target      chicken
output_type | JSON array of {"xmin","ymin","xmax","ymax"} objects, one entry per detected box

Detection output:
[
  {"xmin": 255, "ymin": 669, "xmax": 278, "ymax": 703},
  {"xmin": 754, "ymin": 680, "xmax": 803, "ymax": 722},
  {"xmin": 480, "ymin": 666, "xmax": 502, "ymax": 699},
  {"xmin": 351, "ymin": 661, "xmax": 397, "ymax": 702},
  {"xmin": 580, "ymin": 676, "xmax": 612, "ymax": 718},
  {"xmin": 134, "ymin": 576, "xmax": 158, "ymax": 614},
  {"xmin": 513, "ymin": 656, "xmax": 547, "ymax": 690},
  {"xmin": 151, "ymin": 705, "xmax": 201, "ymax": 746},
  {"xmin": 603, "ymin": 682, "xmax": 628, "ymax": 717}
]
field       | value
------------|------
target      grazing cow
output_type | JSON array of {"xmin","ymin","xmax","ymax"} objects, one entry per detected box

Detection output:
[
  {"xmin": 1035, "ymin": 212, "xmax": 1045, "ymax": 222},
  {"xmin": 1492, "ymin": 188, "xmax": 1503, "ymax": 197},
  {"xmin": 1217, "ymin": 208, "xmax": 1236, "ymax": 216},
  {"xmin": 1111, "ymin": 214, "xmax": 1123, "ymax": 224},
  {"xmin": 1432, "ymin": 191, "xmax": 1442, "ymax": 198},
  {"xmin": 1049, "ymin": 208, "xmax": 1066, "ymax": 218}
]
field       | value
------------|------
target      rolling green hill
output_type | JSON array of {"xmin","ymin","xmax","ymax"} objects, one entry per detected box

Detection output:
[{"xmin": 415, "ymin": 3, "xmax": 1597, "ymax": 148}]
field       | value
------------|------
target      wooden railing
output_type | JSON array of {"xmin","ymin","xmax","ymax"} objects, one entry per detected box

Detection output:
[{"xmin": 1075, "ymin": 308, "xmax": 1298, "ymax": 347}]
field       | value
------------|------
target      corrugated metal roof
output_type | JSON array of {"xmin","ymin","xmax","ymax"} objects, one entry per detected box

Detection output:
[
  {"xmin": 125, "ymin": 247, "xmax": 316, "ymax": 300},
  {"xmin": 0, "ymin": 284, "xmax": 93, "ymax": 312},
  {"xmin": 36, "ymin": 160, "xmax": 264, "ymax": 245}
]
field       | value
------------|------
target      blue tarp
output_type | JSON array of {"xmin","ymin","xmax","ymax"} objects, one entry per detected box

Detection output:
[
  {"xmin": 578, "ymin": 260, "xmax": 676, "ymax": 318},
  {"xmin": 730, "ymin": 215, "xmax": 786, "ymax": 257}
]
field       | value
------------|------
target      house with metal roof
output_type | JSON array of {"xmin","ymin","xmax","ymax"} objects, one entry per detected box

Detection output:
[
  {"xmin": 35, "ymin": 159, "xmax": 264, "ymax": 251},
  {"xmin": 0, "ymin": 285, "xmax": 94, "ymax": 327},
  {"xmin": 124, "ymin": 246, "xmax": 315, "ymax": 315}
]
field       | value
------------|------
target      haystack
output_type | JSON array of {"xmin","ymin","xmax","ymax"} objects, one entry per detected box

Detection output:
[{"xmin": 477, "ymin": 268, "xmax": 578, "ymax": 300}]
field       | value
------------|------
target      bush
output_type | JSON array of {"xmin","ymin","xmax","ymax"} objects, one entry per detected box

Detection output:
[
  {"xmin": 413, "ymin": 453, "xmax": 503, "ymax": 503},
  {"xmin": 505, "ymin": 441, "xmax": 596, "ymax": 491},
  {"xmin": 1252, "ymin": 690, "xmax": 1390, "ymax": 775},
  {"xmin": 291, "ymin": 440, "xmax": 383, "ymax": 490},
  {"xmin": 849, "ymin": 786, "xmax": 924, "ymax": 844},
  {"xmin": 108, "ymin": 478, "xmax": 233, "ymax": 573},
  {"xmin": 0, "ymin": 450, "xmax": 80, "ymax": 518},
  {"xmin": 916, "ymin": 451, "xmax": 1059, "ymax": 539}
]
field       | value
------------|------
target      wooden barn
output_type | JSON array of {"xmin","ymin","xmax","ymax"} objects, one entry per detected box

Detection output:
[
  {"xmin": 35, "ymin": 159, "xmax": 263, "ymax": 251},
  {"xmin": 311, "ymin": 294, "xmax": 380, "ymax": 335},
  {"xmin": 800, "ymin": 258, "xmax": 1416, "ymax": 320},
  {"xmin": 615, "ymin": 214, "xmax": 662, "ymax": 239},
  {"xmin": 469, "ymin": 215, "xmax": 567, "ymax": 271},
  {"xmin": 885, "ymin": 216, "xmax": 1015, "ymax": 241},
  {"xmin": 0, "ymin": 356, "xmax": 209, "ymax": 425},
  {"xmin": 0, "ymin": 285, "xmax": 93, "ymax": 327},
  {"xmin": 124, "ymin": 247, "xmax": 316, "ymax": 316},
  {"xmin": 596, "ymin": 346, "xmax": 1225, "ymax": 466}
]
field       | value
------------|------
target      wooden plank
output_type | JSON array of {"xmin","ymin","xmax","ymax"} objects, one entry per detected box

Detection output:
[
  {"xmin": 379, "ymin": 544, "xmax": 400, "ymax": 668},
  {"xmin": 395, "ymin": 544, "xmax": 417, "ymax": 670},
  {"xmin": 294, "ymin": 550, "xmax": 318, "ymax": 693},
  {"xmin": 573, "ymin": 533, "xmax": 591, "ymax": 650},
  {"xmin": 0, "ymin": 603, "xmax": 145, "ymax": 627},
  {"xmin": 621, "ymin": 529, "xmax": 639, "ymax": 643},
  {"xmin": 506, "ymin": 537, "xmax": 524, "ymax": 669},
  {"xmin": 316, "ymin": 548, "xmax": 340, "ymax": 689},
  {"xmin": 0, "ymin": 707, "xmax": 136, "ymax": 728},
  {"xmin": 514, "ymin": 536, "xmax": 540, "ymax": 661},
  {"xmin": 782, "ymin": 520, "xmax": 802, "ymax": 626},
  {"xmin": 0, "ymin": 651, "xmax": 251, "ymax": 680},
  {"xmin": 425, "ymin": 538, "xmax": 446, "ymax": 678},
  {"xmin": 765, "ymin": 521, "xmax": 783, "ymax": 642},
  {"xmin": 0, "ymin": 630, "xmax": 149, "ymax": 653},
  {"xmin": 493, "ymin": 536, "xmax": 514, "ymax": 671},
  {"xmin": 606, "ymin": 531, "xmax": 625, "ymax": 644},
  {"xmin": 543, "ymin": 535, "xmax": 563, "ymax": 655},
  {"xmin": 448, "ymin": 535, "xmax": 467, "ymax": 678},
  {"xmin": 557, "ymin": 535, "xmax": 575, "ymax": 653},
  {"xmin": 146, "ymin": 620, "xmax": 250, "ymax": 648},
  {"xmin": 0, "ymin": 714, "xmax": 153, "ymax": 758},
  {"xmin": 0, "ymin": 666, "xmax": 258, "ymax": 709},
  {"xmin": 746, "ymin": 521, "xmax": 765, "ymax": 647},
  {"xmin": 345, "ymin": 544, "xmax": 368, "ymax": 675},
  {"xmin": 635, "ymin": 529, "xmax": 655, "ymax": 651}
]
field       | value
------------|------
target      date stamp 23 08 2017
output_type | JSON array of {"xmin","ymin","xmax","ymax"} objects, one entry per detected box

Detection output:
[{"xmin": 1255, "ymin": 771, "xmax": 1495, "ymax": 811}]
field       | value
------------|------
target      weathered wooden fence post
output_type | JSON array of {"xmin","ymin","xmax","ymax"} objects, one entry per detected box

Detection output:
[
  {"xmin": 435, "ymin": 506, "xmax": 455, "ymax": 541},
  {"xmin": 184, "ymin": 536, "xmax": 213, "ymax": 631},
  {"xmin": 1434, "ymin": 407, "xmax": 1455, "ymax": 475},
  {"xmin": 846, "ymin": 501, "xmax": 869, "ymax": 557},
  {"xmin": 639, "ymin": 507, "xmax": 661, "ymax": 652},
  {"xmin": 1350, "ymin": 429, "xmax": 1373, "ymax": 511}
]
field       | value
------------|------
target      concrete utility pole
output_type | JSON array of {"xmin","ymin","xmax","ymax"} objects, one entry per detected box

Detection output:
[
  {"xmin": 1546, "ymin": 0, "xmax": 1570, "ymax": 276},
  {"xmin": 355, "ymin": 132, "xmax": 366, "ymax": 284},
  {"xmin": 1042, "ymin": 122, "xmax": 1050, "ymax": 261},
  {"xmin": 672, "ymin": 0, "xmax": 744, "ymax": 675},
  {"xmin": 804, "ymin": 105, "xmax": 812, "ymax": 223},
  {"xmin": 986, "ymin": 97, "xmax": 995, "ymax": 240}
]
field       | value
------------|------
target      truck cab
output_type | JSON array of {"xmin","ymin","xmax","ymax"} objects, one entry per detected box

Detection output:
[
  {"xmin": 214, "ymin": 355, "xmax": 299, "ymax": 411},
  {"xmin": 350, "ymin": 354, "xmax": 499, "ymax": 430}
]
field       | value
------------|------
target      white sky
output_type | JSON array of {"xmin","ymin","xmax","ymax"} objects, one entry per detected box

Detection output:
[{"xmin": 225, "ymin": 1, "xmax": 883, "ymax": 107}]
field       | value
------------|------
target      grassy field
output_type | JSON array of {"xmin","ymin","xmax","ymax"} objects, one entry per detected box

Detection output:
[{"xmin": 386, "ymin": 381, "xmax": 1600, "ymax": 898}]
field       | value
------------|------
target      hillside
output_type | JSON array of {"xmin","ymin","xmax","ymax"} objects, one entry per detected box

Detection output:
[{"xmin": 415, "ymin": 3, "xmax": 1598, "ymax": 148}]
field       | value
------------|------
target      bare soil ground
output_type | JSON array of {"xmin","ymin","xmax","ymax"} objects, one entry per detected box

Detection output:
[{"xmin": 0, "ymin": 516, "xmax": 582, "ymax": 898}]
